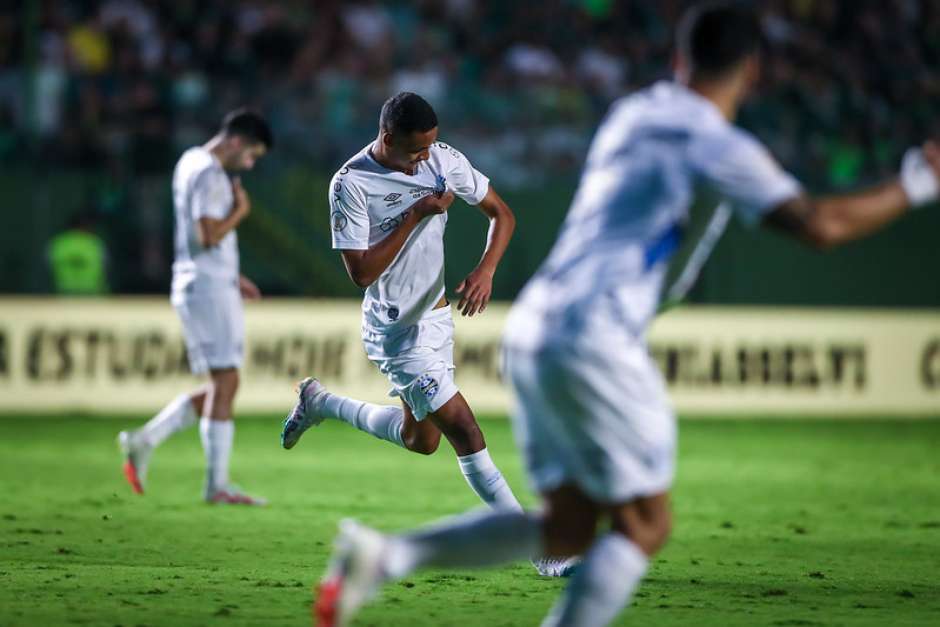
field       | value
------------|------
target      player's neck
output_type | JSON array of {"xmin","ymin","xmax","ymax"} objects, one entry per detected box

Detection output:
[
  {"xmin": 685, "ymin": 79, "xmax": 743, "ymax": 122},
  {"xmin": 204, "ymin": 135, "xmax": 229, "ymax": 169},
  {"xmin": 370, "ymin": 138, "xmax": 414, "ymax": 175}
]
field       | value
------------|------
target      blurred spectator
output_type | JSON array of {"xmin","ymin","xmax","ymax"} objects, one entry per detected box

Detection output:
[
  {"xmin": 3, "ymin": 0, "xmax": 936, "ymax": 188},
  {"xmin": 47, "ymin": 211, "xmax": 110, "ymax": 295},
  {"xmin": 2, "ymin": 0, "xmax": 938, "ymax": 294}
]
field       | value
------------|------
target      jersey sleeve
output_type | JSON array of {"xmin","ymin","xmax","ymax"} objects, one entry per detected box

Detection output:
[
  {"xmin": 190, "ymin": 169, "xmax": 230, "ymax": 221},
  {"xmin": 439, "ymin": 142, "xmax": 490, "ymax": 205},
  {"xmin": 692, "ymin": 127, "xmax": 802, "ymax": 226},
  {"xmin": 330, "ymin": 174, "xmax": 370, "ymax": 250}
]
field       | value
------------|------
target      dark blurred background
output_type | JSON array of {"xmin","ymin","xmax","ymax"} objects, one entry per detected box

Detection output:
[{"xmin": 1, "ymin": 0, "xmax": 938, "ymax": 305}]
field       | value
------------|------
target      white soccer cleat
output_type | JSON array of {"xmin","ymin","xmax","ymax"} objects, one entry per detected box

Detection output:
[
  {"xmin": 205, "ymin": 484, "xmax": 268, "ymax": 506},
  {"xmin": 314, "ymin": 519, "xmax": 388, "ymax": 627},
  {"xmin": 281, "ymin": 377, "xmax": 328, "ymax": 450},
  {"xmin": 117, "ymin": 431, "xmax": 152, "ymax": 495},
  {"xmin": 533, "ymin": 556, "xmax": 581, "ymax": 578}
]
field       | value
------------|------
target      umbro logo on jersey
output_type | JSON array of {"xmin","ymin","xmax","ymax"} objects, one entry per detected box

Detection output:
[{"xmin": 384, "ymin": 193, "xmax": 401, "ymax": 202}]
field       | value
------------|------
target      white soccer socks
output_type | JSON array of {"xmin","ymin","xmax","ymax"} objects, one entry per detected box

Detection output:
[
  {"xmin": 320, "ymin": 393, "xmax": 406, "ymax": 448},
  {"xmin": 541, "ymin": 533, "xmax": 648, "ymax": 627},
  {"xmin": 134, "ymin": 393, "xmax": 197, "ymax": 449},
  {"xmin": 199, "ymin": 417, "xmax": 234, "ymax": 496},
  {"xmin": 457, "ymin": 448, "xmax": 523, "ymax": 511},
  {"xmin": 383, "ymin": 509, "xmax": 543, "ymax": 578}
]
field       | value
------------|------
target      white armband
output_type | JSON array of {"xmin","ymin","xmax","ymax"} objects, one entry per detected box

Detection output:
[{"xmin": 900, "ymin": 147, "xmax": 939, "ymax": 208}]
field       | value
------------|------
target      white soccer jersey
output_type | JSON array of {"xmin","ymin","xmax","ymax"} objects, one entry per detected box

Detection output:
[
  {"xmin": 171, "ymin": 146, "xmax": 239, "ymax": 292},
  {"xmin": 511, "ymin": 80, "xmax": 802, "ymax": 344},
  {"xmin": 329, "ymin": 141, "xmax": 490, "ymax": 333}
]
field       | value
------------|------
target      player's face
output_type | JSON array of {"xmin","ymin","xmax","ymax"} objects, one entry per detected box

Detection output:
[
  {"xmin": 385, "ymin": 127, "xmax": 438, "ymax": 173},
  {"xmin": 231, "ymin": 141, "xmax": 267, "ymax": 172}
]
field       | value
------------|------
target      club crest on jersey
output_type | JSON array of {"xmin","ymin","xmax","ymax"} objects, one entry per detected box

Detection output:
[
  {"xmin": 331, "ymin": 211, "xmax": 348, "ymax": 231},
  {"xmin": 418, "ymin": 374, "xmax": 439, "ymax": 400},
  {"xmin": 433, "ymin": 175, "xmax": 446, "ymax": 196},
  {"xmin": 387, "ymin": 307, "xmax": 399, "ymax": 321}
]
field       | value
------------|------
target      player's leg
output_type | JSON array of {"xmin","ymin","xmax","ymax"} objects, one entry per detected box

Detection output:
[
  {"xmin": 540, "ymin": 492, "xmax": 671, "ymax": 627},
  {"xmin": 422, "ymin": 393, "xmax": 523, "ymax": 511},
  {"xmin": 313, "ymin": 484, "xmax": 601, "ymax": 627},
  {"xmin": 200, "ymin": 367, "xmax": 237, "ymax": 499},
  {"xmin": 281, "ymin": 379, "xmax": 407, "ymax": 450},
  {"xmin": 118, "ymin": 387, "xmax": 207, "ymax": 494},
  {"xmin": 199, "ymin": 367, "xmax": 264, "ymax": 504},
  {"xmin": 398, "ymin": 400, "xmax": 441, "ymax": 454}
]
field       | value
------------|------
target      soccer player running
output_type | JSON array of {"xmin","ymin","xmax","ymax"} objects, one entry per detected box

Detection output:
[
  {"xmin": 118, "ymin": 109, "xmax": 273, "ymax": 506},
  {"xmin": 280, "ymin": 93, "xmax": 567, "ymax": 575},
  {"xmin": 311, "ymin": 4, "xmax": 940, "ymax": 626}
]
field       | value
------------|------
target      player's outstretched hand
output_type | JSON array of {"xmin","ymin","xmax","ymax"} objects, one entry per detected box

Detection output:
[
  {"xmin": 923, "ymin": 140, "xmax": 940, "ymax": 176},
  {"xmin": 239, "ymin": 274, "xmax": 262, "ymax": 301},
  {"xmin": 412, "ymin": 190, "xmax": 455, "ymax": 219},
  {"xmin": 232, "ymin": 176, "xmax": 251, "ymax": 217},
  {"xmin": 456, "ymin": 266, "xmax": 493, "ymax": 317}
]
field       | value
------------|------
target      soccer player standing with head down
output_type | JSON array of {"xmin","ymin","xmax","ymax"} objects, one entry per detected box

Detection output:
[
  {"xmin": 118, "ymin": 109, "xmax": 272, "ymax": 506},
  {"xmin": 281, "ymin": 93, "xmax": 565, "ymax": 575},
  {"xmin": 311, "ymin": 4, "xmax": 940, "ymax": 626}
]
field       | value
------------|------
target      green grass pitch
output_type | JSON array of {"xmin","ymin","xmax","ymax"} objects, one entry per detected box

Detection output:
[{"xmin": 1, "ymin": 415, "xmax": 939, "ymax": 626}]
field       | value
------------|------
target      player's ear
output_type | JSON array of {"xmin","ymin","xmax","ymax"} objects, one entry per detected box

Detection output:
[{"xmin": 381, "ymin": 131, "xmax": 395, "ymax": 148}]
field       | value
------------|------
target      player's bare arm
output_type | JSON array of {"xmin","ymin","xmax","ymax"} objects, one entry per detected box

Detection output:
[
  {"xmin": 198, "ymin": 177, "xmax": 251, "ymax": 248},
  {"xmin": 765, "ymin": 140, "xmax": 940, "ymax": 247},
  {"xmin": 340, "ymin": 191, "xmax": 455, "ymax": 288},
  {"xmin": 456, "ymin": 185, "xmax": 516, "ymax": 317},
  {"xmin": 238, "ymin": 274, "xmax": 261, "ymax": 300}
]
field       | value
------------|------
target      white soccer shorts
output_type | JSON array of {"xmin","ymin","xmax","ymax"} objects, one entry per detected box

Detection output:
[
  {"xmin": 363, "ymin": 305, "xmax": 459, "ymax": 420},
  {"xmin": 503, "ymin": 318, "xmax": 676, "ymax": 504},
  {"xmin": 171, "ymin": 284, "xmax": 244, "ymax": 375}
]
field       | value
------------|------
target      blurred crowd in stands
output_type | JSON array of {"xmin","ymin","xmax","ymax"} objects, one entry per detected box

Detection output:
[{"xmin": 1, "ymin": 0, "xmax": 938, "ymax": 191}]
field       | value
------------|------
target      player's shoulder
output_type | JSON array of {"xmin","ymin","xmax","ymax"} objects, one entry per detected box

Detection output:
[
  {"xmin": 330, "ymin": 145, "xmax": 384, "ymax": 186},
  {"xmin": 428, "ymin": 140, "xmax": 466, "ymax": 166},
  {"xmin": 176, "ymin": 146, "xmax": 217, "ymax": 181},
  {"xmin": 690, "ymin": 121, "xmax": 767, "ymax": 167}
]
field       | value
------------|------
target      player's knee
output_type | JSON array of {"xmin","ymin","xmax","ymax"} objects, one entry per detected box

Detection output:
[{"xmin": 404, "ymin": 430, "xmax": 441, "ymax": 455}]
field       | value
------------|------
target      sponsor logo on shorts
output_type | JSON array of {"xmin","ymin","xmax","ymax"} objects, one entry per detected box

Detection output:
[
  {"xmin": 331, "ymin": 212, "xmax": 348, "ymax": 231},
  {"xmin": 387, "ymin": 307, "xmax": 399, "ymax": 321},
  {"xmin": 418, "ymin": 373, "xmax": 439, "ymax": 400}
]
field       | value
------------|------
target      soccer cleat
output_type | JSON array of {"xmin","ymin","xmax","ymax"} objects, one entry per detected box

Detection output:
[
  {"xmin": 117, "ymin": 431, "xmax": 152, "ymax": 495},
  {"xmin": 281, "ymin": 377, "xmax": 328, "ymax": 450},
  {"xmin": 205, "ymin": 485, "xmax": 268, "ymax": 506},
  {"xmin": 314, "ymin": 519, "xmax": 388, "ymax": 627},
  {"xmin": 533, "ymin": 556, "xmax": 581, "ymax": 578}
]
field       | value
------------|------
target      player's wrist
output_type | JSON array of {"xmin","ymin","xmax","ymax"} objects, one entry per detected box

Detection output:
[{"xmin": 899, "ymin": 147, "xmax": 939, "ymax": 209}]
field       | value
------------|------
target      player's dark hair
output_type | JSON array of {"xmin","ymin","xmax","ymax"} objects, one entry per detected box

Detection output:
[
  {"xmin": 220, "ymin": 108, "xmax": 273, "ymax": 149},
  {"xmin": 379, "ymin": 92, "xmax": 438, "ymax": 136},
  {"xmin": 677, "ymin": 2, "xmax": 762, "ymax": 79}
]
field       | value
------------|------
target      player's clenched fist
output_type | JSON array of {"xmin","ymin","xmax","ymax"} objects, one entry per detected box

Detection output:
[{"xmin": 412, "ymin": 190, "xmax": 454, "ymax": 218}]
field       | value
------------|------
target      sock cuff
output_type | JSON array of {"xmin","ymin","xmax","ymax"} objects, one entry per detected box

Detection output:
[
  {"xmin": 457, "ymin": 448, "xmax": 496, "ymax": 473},
  {"xmin": 200, "ymin": 417, "xmax": 234, "ymax": 436},
  {"xmin": 597, "ymin": 533, "xmax": 649, "ymax": 571}
]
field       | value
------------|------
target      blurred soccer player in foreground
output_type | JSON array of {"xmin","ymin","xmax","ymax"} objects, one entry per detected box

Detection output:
[
  {"xmin": 280, "ymin": 94, "xmax": 569, "ymax": 576},
  {"xmin": 118, "ymin": 109, "xmax": 272, "ymax": 505},
  {"xmin": 311, "ymin": 3, "xmax": 940, "ymax": 626}
]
